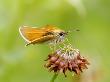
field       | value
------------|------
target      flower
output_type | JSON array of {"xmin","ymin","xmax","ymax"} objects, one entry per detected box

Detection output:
[{"xmin": 44, "ymin": 45, "xmax": 90, "ymax": 76}]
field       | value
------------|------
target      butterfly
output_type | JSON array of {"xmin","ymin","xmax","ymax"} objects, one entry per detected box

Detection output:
[{"xmin": 19, "ymin": 25, "xmax": 67, "ymax": 46}]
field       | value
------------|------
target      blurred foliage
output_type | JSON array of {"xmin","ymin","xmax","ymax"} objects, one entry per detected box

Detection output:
[{"xmin": 0, "ymin": 0, "xmax": 110, "ymax": 82}]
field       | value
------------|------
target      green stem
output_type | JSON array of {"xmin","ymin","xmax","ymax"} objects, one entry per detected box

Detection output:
[{"xmin": 50, "ymin": 73, "xmax": 58, "ymax": 82}]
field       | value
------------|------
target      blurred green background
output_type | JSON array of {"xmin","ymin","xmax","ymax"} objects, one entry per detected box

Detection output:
[{"xmin": 0, "ymin": 0, "xmax": 110, "ymax": 82}]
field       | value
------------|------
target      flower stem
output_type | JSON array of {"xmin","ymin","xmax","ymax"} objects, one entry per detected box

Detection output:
[{"xmin": 50, "ymin": 73, "xmax": 58, "ymax": 82}]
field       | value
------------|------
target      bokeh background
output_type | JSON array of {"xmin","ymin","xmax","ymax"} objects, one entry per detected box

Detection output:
[{"xmin": 0, "ymin": 0, "xmax": 110, "ymax": 82}]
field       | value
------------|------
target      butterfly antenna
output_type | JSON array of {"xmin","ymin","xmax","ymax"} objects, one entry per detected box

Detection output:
[{"xmin": 67, "ymin": 28, "xmax": 80, "ymax": 33}]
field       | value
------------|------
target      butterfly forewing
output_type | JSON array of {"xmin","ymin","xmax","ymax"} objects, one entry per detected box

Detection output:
[
  {"xmin": 19, "ymin": 25, "xmax": 56, "ymax": 45},
  {"xmin": 19, "ymin": 26, "xmax": 45, "ymax": 41}
]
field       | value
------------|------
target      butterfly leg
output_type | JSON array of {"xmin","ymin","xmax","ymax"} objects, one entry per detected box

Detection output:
[
  {"xmin": 25, "ymin": 39, "xmax": 37, "ymax": 46},
  {"xmin": 25, "ymin": 43, "xmax": 31, "ymax": 46},
  {"xmin": 25, "ymin": 41, "xmax": 34, "ymax": 46}
]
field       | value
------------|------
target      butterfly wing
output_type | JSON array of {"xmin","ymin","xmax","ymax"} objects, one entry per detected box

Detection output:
[
  {"xmin": 19, "ymin": 25, "xmax": 56, "ymax": 45},
  {"xmin": 25, "ymin": 35, "xmax": 55, "ymax": 46},
  {"xmin": 41, "ymin": 25, "xmax": 58, "ymax": 31},
  {"xmin": 19, "ymin": 26, "xmax": 46, "ymax": 42},
  {"xmin": 42, "ymin": 25, "xmax": 64, "ymax": 33}
]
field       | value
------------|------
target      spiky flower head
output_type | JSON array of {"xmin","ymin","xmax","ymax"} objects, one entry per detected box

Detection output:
[{"xmin": 45, "ymin": 45, "xmax": 89, "ymax": 76}]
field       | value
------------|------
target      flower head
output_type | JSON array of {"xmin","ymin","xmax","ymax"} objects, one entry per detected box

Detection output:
[{"xmin": 45, "ymin": 45, "xmax": 89, "ymax": 76}]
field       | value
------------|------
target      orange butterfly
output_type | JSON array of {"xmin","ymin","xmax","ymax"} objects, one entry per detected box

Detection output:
[{"xmin": 19, "ymin": 25, "xmax": 67, "ymax": 46}]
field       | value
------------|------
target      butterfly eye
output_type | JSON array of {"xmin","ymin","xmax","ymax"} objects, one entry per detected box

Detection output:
[{"xmin": 59, "ymin": 32, "xmax": 64, "ymax": 36}]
